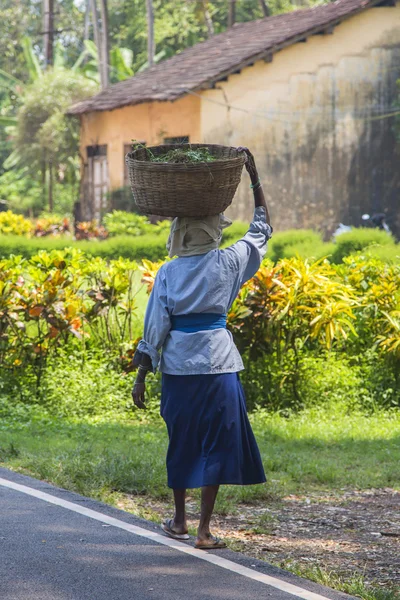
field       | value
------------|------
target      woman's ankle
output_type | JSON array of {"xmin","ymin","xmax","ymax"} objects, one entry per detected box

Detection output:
[
  {"xmin": 197, "ymin": 528, "xmax": 211, "ymax": 540},
  {"xmin": 172, "ymin": 517, "xmax": 187, "ymax": 532}
]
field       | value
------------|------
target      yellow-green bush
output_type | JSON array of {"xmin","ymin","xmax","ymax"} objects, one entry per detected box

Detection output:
[{"xmin": 0, "ymin": 211, "xmax": 33, "ymax": 236}]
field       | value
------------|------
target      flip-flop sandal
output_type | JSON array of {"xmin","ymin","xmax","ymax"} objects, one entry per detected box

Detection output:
[
  {"xmin": 161, "ymin": 519, "xmax": 190, "ymax": 541},
  {"xmin": 195, "ymin": 536, "xmax": 227, "ymax": 550}
]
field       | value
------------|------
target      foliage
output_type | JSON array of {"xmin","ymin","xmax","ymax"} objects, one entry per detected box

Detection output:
[
  {"xmin": 331, "ymin": 228, "xmax": 395, "ymax": 263},
  {"xmin": 140, "ymin": 254, "xmax": 400, "ymax": 410},
  {"xmin": 147, "ymin": 146, "xmax": 216, "ymax": 163},
  {"xmin": 1, "ymin": 244, "xmax": 400, "ymax": 412},
  {"xmin": 103, "ymin": 210, "xmax": 169, "ymax": 237},
  {"xmin": 268, "ymin": 229, "xmax": 324, "ymax": 262},
  {"xmin": 354, "ymin": 244, "xmax": 400, "ymax": 265},
  {"xmin": 13, "ymin": 69, "xmax": 97, "ymax": 180},
  {"xmin": 34, "ymin": 213, "xmax": 70, "ymax": 237},
  {"xmin": 0, "ymin": 250, "xmax": 140, "ymax": 393},
  {"xmin": 267, "ymin": 228, "xmax": 399, "ymax": 265},
  {"xmin": 0, "ymin": 168, "xmax": 43, "ymax": 213},
  {"xmin": 75, "ymin": 220, "xmax": 108, "ymax": 240},
  {"xmin": 0, "ymin": 210, "xmax": 33, "ymax": 236},
  {"xmin": 0, "ymin": 233, "xmax": 169, "ymax": 261}
]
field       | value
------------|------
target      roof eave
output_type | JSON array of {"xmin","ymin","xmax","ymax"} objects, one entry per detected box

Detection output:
[{"xmin": 67, "ymin": 0, "xmax": 385, "ymax": 116}]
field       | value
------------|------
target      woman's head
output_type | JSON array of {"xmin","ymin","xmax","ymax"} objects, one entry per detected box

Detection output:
[{"xmin": 166, "ymin": 214, "xmax": 232, "ymax": 258}]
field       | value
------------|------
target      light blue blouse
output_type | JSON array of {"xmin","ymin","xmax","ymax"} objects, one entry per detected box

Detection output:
[{"xmin": 137, "ymin": 207, "xmax": 272, "ymax": 375}]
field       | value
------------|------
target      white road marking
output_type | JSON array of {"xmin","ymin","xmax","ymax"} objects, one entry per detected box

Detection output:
[{"xmin": 0, "ymin": 476, "xmax": 335, "ymax": 600}]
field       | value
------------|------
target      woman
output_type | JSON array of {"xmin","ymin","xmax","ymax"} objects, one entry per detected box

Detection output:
[{"xmin": 132, "ymin": 147, "xmax": 272, "ymax": 549}]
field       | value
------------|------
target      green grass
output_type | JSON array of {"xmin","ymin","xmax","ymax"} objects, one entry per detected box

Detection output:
[
  {"xmin": 280, "ymin": 563, "xmax": 399, "ymax": 600},
  {"xmin": 1, "ymin": 408, "xmax": 399, "ymax": 513}
]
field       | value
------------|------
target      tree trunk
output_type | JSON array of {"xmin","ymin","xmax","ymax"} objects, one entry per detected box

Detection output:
[
  {"xmin": 89, "ymin": 0, "xmax": 104, "ymax": 87},
  {"xmin": 43, "ymin": 0, "xmax": 55, "ymax": 67},
  {"xmin": 259, "ymin": 0, "xmax": 270, "ymax": 17},
  {"xmin": 146, "ymin": 0, "xmax": 155, "ymax": 67},
  {"xmin": 48, "ymin": 161, "xmax": 54, "ymax": 213},
  {"xmin": 228, "ymin": 0, "xmax": 236, "ymax": 28},
  {"xmin": 84, "ymin": 0, "xmax": 90, "ymax": 42},
  {"xmin": 98, "ymin": 0, "xmax": 110, "ymax": 87},
  {"xmin": 202, "ymin": 1, "xmax": 214, "ymax": 37}
]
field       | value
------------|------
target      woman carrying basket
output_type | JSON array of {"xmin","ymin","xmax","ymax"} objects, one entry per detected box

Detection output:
[{"xmin": 132, "ymin": 147, "xmax": 272, "ymax": 550}]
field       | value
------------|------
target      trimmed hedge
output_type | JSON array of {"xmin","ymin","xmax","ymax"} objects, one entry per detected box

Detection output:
[
  {"xmin": 330, "ymin": 228, "xmax": 395, "ymax": 263},
  {"xmin": 0, "ymin": 234, "xmax": 168, "ymax": 261},
  {"xmin": 0, "ymin": 223, "xmax": 250, "ymax": 261},
  {"xmin": 359, "ymin": 244, "xmax": 400, "ymax": 264},
  {"xmin": 268, "ymin": 229, "xmax": 323, "ymax": 262},
  {"xmin": 0, "ymin": 225, "xmax": 397, "ymax": 263}
]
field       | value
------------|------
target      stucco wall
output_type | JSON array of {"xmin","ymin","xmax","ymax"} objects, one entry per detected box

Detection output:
[
  {"xmin": 79, "ymin": 95, "xmax": 201, "ymax": 190},
  {"xmin": 201, "ymin": 6, "xmax": 400, "ymax": 235}
]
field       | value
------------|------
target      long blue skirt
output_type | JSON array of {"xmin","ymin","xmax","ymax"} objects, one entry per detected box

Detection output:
[{"xmin": 160, "ymin": 372, "xmax": 266, "ymax": 489}]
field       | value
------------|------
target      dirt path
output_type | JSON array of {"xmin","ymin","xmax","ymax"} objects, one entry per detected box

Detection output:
[{"xmin": 118, "ymin": 488, "xmax": 400, "ymax": 591}]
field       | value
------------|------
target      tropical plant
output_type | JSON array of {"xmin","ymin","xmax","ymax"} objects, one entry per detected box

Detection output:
[
  {"xmin": 0, "ymin": 250, "xmax": 139, "ymax": 391},
  {"xmin": 103, "ymin": 211, "xmax": 151, "ymax": 236},
  {"xmin": 34, "ymin": 213, "xmax": 70, "ymax": 237},
  {"xmin": 0, "ymin": 210, "xmax": 33, "ymax": 236},
  {"xmin": 11, "ymin": 69, "xmax": 97, "ymax": 211}
]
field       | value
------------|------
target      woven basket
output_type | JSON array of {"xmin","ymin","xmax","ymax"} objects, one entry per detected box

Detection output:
[{"xmin": 125, "ymin": 144, "xmax": 246, "ymax": 217}]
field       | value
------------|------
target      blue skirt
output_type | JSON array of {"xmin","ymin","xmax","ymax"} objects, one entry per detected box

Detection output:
[{"xmin": 160, "ymin": 373, "xmax": 266, "ymax": 489}]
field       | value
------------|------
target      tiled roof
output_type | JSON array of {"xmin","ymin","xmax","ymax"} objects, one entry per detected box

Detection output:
[{"xmin": 68, "ymin": 0, "xmax": 382, "ymax": 114}]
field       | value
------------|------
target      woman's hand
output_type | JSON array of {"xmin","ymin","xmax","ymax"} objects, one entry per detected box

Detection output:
[
  {"xmin": 132, "ymin": 380, "xmax": 146, "ymax": 410},
  {"xmin": 237, "ymin": 147, "xmax": 258, "ymax": 184}
]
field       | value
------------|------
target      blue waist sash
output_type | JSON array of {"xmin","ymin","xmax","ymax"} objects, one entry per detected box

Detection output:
[{"xmin": 171, "ymin": 313, "xmax": 227, "ymax": 333}]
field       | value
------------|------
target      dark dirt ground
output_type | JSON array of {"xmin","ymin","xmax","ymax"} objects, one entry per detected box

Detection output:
[{"xmin": 117, "ymin": 488, "xmax": 400, "ymax": 592}]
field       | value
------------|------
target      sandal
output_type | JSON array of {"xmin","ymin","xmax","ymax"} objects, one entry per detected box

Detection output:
[
  {"xmin": 195, "ymin": 535, "xmax": 227, "ymax": 550},
  {"xmin": 161, "ymin": 519, "xmax": 190, "ymax": 541}
]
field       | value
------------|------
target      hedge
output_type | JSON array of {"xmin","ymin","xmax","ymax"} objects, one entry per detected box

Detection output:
[
  {"xmin": 268, "ymin": 229, "xmax": 323, "ymax": 262},
  {"xmin": 0, "ymin": 224, "xmax": 397, "ymax": 263},
  {"xmin": 330, "ymin": 228, "xmax": 395, "ymax": 263},
  {"xmin": 0, "ymin": 223, "xmax": 250, "ymax": 261}
]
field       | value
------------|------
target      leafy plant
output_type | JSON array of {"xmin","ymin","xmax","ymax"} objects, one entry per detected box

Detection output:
[{"xmin": 0, "ymin": 210, "xmax": 33, "ymax": 236}]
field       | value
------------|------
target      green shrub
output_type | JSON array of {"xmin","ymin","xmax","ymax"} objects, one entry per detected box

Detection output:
[
  {"xmin": 0, "ymin": 233, "xmax": 169, "ymax": 261},
  {"xmin": 268, "ymin": 230, "xmax": 324, "ymax": 262},
  {"xmin": 279, "ymin": 241, "xmax": 336, "ymax": 261},
  {"xmin": 358, "ymin": 244, "xmax": 400, "ymax": 264},
  {"xmin": 103, "ymin": 210, "xmax": 168, "ymax": 237},
  {"xmin": 221, "ymin": 221, "xmax": 248, "ymax": 247},
  {"xmin": 0, "ymin": 210, "xmax": 33, "ymax": 236},
  {"xmin": 331, "ymin": 228, "xmax": 395, "ymax": 263},
  {"xmin": 0, "ymin": 222, "xmax": 251, "ymax": 261}
]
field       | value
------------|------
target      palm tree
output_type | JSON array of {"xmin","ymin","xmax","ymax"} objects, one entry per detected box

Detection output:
[
  {"xmin": 201, "ymin": 1, "xmax": 214, "ymax": 36},
  {"xmin": 146, "ymin": 0, "xmax": 155, "ymax": 67},
  {"xmin": 228, "ymin": 0, "xmax": 236, "ymax": 28},
  {"xmin": 98, "ymin": 0, "xmax": 110, "ymax": 87},
  {"xmin": 259, "ymin": 0, "xmax": 270, "ymax": 17}
]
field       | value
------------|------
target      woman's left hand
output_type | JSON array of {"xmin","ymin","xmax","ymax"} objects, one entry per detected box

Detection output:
[
  {"xmin": 132, "ymin": 381, "xmax": 146, "ymax": 409},
  {"xmin": 237, "ymin": 147, "xmax": 258, "ymax": 183}
]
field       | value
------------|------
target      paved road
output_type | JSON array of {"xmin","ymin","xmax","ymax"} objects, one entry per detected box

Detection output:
[{"xmin": 0, "ymin": 468, "xmax": 354, "ymax": 600}]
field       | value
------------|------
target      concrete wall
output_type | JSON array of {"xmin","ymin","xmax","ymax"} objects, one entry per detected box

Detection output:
[
  {"xmin": 201, "ymin": 6, "xmax": 400, "ymax": 235},
  {"xmin": 79, "ymin": 94, "xmax": 201, "ymax": 190}
]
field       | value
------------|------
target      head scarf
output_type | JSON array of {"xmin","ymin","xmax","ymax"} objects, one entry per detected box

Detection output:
[{"xmin": 166, "ymin": 214, "xmax": 232, "ymax": 258}]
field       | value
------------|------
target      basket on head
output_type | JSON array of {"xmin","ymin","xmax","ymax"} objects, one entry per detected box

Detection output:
[{"xmin": 125, "ymin": 143, "xmax": 247, "ymax": 218}]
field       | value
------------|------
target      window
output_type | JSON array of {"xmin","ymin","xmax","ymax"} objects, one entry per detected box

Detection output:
[
  {"xmin": 87, "ymin": 144, "xmax": 107, "ymax": 158},
  {"xmin": 86, "ymin": 145, "xmax": 108, "ymax": 222},
  {"xmin": 164, "ymin": 136, "xmax": 189, "ymax": 145}
]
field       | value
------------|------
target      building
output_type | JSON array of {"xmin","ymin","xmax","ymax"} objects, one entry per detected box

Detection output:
[{"xmin": 69, "ymin": 0, "xmax": 400, "ymax": 235}]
